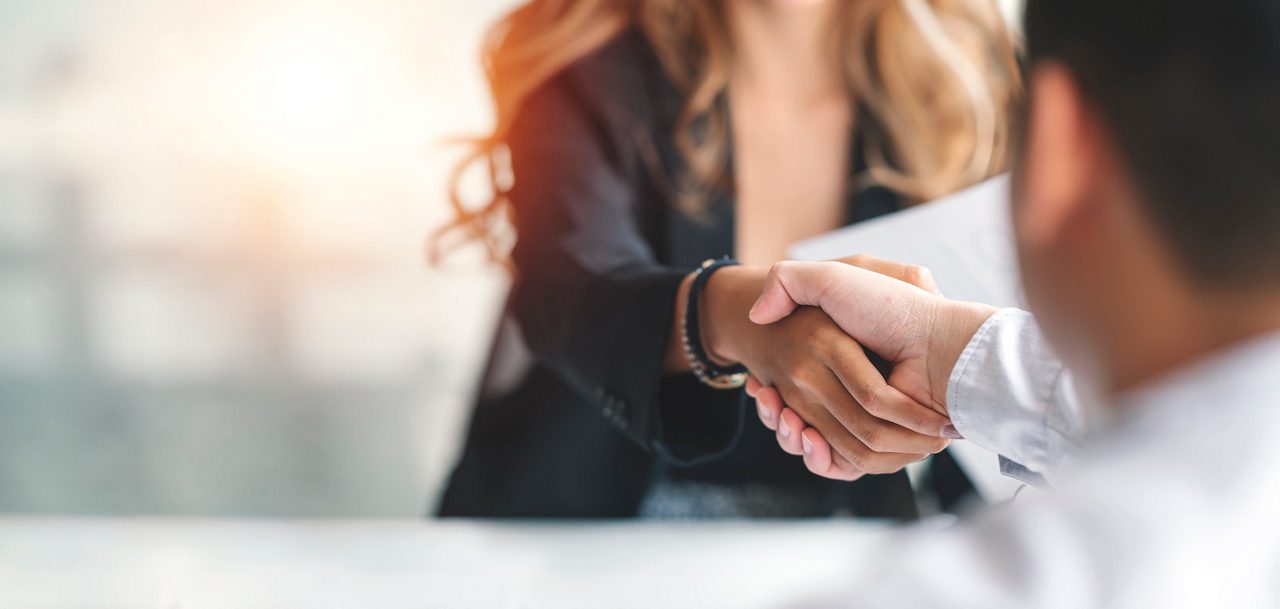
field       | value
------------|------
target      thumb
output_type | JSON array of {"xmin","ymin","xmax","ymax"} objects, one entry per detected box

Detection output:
[{"xmin": 748, "ymin": 261, "xmax": 833, "ymax": 325}]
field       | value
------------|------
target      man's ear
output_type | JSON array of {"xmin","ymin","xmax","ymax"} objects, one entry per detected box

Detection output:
[{"xmin": 1018, "ymin": 62, "xmax": 1099, "ymax": 247}]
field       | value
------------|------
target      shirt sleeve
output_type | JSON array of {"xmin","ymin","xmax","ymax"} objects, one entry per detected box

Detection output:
[
  {"xmin": 794, "ymin": 491, "xmax": 1127, "ymax": 609},
  {"xmin": 945, "ymin": 309, "xmax": 1087, "ymax": 483}
]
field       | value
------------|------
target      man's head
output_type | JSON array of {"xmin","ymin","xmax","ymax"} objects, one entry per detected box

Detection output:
[{"xmin": 1011, "ymin": 0, "xmax": 1280, "ymax": 388}]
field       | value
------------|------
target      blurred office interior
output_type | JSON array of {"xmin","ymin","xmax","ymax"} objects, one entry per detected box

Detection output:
[
  {"xmin": 0, "ymin": 0, "xmax": 513, "ymax": 517},
  {"xmin": 0, "ymin": 0, "xmax": 1021, "ymax": 518}
]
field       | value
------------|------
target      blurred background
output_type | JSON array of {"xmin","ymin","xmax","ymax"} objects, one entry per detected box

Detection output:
[
  {"xmin": 0, "ymin": 0, "xmax": 514, "ymax": 517},
  {"xmin": 0, "ymin": 0, "xmax": 1022, "ymax": 519}
]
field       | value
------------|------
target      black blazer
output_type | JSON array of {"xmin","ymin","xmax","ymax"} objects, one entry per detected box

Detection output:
[{"xmin": 437, "ymin": 28, "xmax": 959, "ymax": 518}]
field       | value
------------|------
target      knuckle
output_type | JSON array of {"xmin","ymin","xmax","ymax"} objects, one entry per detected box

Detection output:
[
  {"xmin": 858, "ymin": 424, "xmax": 886, "ymax": 452},
  {"xmin": 789, "ymin": 366, "xmax": 818, "ymax": 391},
  {"xmin": 860, "ymin": 383, "xmax": 890, "ymax": 415},
  {"xmin": 858, "ymin": 392, "xmax": 883, "ymax": 417},
  {"xmin": 844, "ymin": 445, "xmax": 871, "ymax": 472},
  {"xmin": 811, "ymin": 325, "xmax": 846, "ymax": 355}
]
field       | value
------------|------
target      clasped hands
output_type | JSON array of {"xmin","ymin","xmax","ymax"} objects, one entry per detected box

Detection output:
[{"xmin": 726, "ymin": 256, "xmax": 994, "ymax": 481}]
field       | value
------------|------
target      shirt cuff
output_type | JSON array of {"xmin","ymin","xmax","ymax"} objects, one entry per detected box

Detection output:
[{"xmin": 946, "ymin": 308, "xmax": 1064, "ymax": 478}]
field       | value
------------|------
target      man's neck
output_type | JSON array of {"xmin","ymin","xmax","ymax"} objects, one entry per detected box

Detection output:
[{"xmin": 1107, "ymin": 290, "xmax": 1280, "ymax": 397}]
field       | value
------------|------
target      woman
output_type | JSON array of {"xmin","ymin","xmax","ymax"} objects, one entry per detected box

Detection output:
[{"xmin": 436, "ymin": 0, "xmax": 1021, "ymax": 518}]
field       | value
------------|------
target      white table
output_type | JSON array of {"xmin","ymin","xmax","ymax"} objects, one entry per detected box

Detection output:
[{"xmin": 0, "ymin": 517, "xmax": 909, "ymax": 609}]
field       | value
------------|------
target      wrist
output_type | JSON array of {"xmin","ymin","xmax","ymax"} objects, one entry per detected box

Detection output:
[
  {"xmin": 699, "ymin": 265, "xmax": 768, "ymax": 366},
  {"xmin": 928, "ymin": 300, "xmax": 999, "ymax": 408}
]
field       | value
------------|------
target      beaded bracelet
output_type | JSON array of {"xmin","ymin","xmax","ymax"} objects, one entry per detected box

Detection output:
[{"xmin": 682, "ymin": 258, "xmax": 749, "ymax": 389}]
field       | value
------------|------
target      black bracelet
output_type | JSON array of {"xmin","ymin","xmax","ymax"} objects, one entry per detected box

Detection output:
[{"xmin": 683, "ymin": 258, "xmax": 749, "ymax": 389}]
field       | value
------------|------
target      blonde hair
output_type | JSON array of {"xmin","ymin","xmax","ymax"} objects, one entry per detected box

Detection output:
[{"xmin": 435, "ymin": 0, "xmax": 1022, "ymax": 262}]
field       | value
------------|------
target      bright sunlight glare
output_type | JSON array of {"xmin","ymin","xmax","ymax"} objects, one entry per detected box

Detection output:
[{"xmin": 211, "ymin": 7, "xmax": 404, "ymax": 179}]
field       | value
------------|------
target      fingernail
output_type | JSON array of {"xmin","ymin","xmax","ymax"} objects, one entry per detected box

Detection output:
[
  {"xmin": 801, "ymin": 435, "xmax": 813, "ymax": 455},
  {"xmin": 941, "ymin": 424, "xmax": 964, "ymax": 440},
  {"xmin": 757, "ymin": 401, "xmax": 774, "ymax": 422},
  {"xmin": 779, "ymin": 419, "xmax": 791, "ymax": 438}
]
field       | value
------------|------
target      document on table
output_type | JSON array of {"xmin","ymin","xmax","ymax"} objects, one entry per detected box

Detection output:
[{"xmin": 789, "ymin": 174, "xmax": 1026, "ymax": 502}]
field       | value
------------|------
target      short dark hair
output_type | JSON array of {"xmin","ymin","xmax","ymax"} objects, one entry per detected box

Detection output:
[{"xmin": 1024, "ymin": 1, "xmax": 1280, "ymax": 286}]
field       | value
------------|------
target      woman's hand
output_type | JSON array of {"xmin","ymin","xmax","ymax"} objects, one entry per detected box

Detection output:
[
  {"xmin": 746, "ymin": 255, "xmax": 996, "ymax": 480},
  {"xmin": 699, "ymin": 265, "xmax": 952, "ymax": 479}
]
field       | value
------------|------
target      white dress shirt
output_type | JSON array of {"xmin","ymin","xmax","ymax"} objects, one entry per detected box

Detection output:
[{"xmin": 801, "ymin": 309, "xmax": 1280, "ymax": 609}]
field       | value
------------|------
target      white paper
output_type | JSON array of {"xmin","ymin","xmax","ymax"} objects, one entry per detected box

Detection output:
[{"xmin": 789, "ymin": 174, "xmax": 1027, "ymax": 502}]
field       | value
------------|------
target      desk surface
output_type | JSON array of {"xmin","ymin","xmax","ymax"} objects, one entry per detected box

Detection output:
[{"xmin": 0, "ymin": 517, "xmax": 905, "ymax": 609}]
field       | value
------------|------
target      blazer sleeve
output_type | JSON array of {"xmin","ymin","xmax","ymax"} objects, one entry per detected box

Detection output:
[{"xmin": 503, "ymin": 72, "xmax": 743, "ymax": 464}]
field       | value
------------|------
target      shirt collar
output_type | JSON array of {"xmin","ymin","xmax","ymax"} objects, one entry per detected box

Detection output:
[{"xmin": 1114, "ymin": 328, "xmax": 1280, "ymax": 418}]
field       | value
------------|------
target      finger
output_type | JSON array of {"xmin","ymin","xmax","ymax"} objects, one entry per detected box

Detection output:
[
  {"xmin": 798, "ymin": 419, "xmax": 829, "ymax": 470},
  {"xmin": 823, "ymin": 346, "xmax": 953, "ymax": 440},
  {"xmin": 801, "ymin": 427, "xmax": 865, "ymax": 482},
  {"xmin": 838, "ymin": 254, "xmax": 941, "ymax": 296},
  {"xmin": 775, "ymin": 381, "xmax": 872, "ymax": 468},
  {"xmin": 755, "ymin": 384, "xmax": 783, "ymax": 431},
  {"xmin": 805, "ymin": 358, "xmax": 950, "ymax": 452},
  {"xmin": 809, "ymin": 424, "xmax": 883, "ymax": 480},
  {"xmin": 831, "ymin": 450, "xmax": 865, "ymax": 477},
  {"xmin": 799, "ymin": 426, "xmax": 830, "ymax": 475},
  {"xmin": 777, "ymin": 383, "xmax": 923, "ymax": 475},
  {"xmin": 834, "ymin": 441, "xmax": 930, "ymax": 475},
  {"xmin": 797, "ymin": 396, "xmax": 931, "ymax": 474},
  {"xmin": 748, "ymin": 261, "xmax": 842, "ymax": 325},
  {"xmin": 745, "ymin": 375, "xmax": 762, "ymax": 398},
  {"xmin": 775, "ymin": 407, "xmax": 806, "ymax": 456},
  {"xmin": 780, "ymin": 413, "xmax": 857, "ymax": 481}
]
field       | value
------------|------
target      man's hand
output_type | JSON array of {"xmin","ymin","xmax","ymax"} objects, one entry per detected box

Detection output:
[
  {"xmin": 698, "ymin": 264, "xmax": 952, "ymax": 479},
  {"xmin": 747, "ymin": 256, "xmax": 997, "ymax": 480}
]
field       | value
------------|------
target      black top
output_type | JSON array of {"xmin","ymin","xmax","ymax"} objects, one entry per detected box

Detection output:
[{"xmin": 437, "ymin": 28, "xmax": 954, "ymax": 518}]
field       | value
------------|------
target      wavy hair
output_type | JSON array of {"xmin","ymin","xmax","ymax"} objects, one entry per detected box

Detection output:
[{"xmin": 434, "ymin": 0, "xmax": 1022, "ymax": 263}]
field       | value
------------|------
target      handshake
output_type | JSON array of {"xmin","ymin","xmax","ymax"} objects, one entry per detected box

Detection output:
[{"xmin": 703, "ymin": 256, "xmax": 996, "ymax": 481}]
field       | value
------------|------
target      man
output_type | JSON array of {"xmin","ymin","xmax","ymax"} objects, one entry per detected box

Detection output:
[{"xmin": 739, "ymin": 1, "xmax": 1280, "ymax": 606}]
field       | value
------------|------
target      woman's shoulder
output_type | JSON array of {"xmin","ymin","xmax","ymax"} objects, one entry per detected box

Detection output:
[
  {"xmin": 546, "ymin": 26, "xmax": 676, "ymax": 130},
  {"xmin": 567, "ymin": 26, "xmax": 660, "ymax": 78}
]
